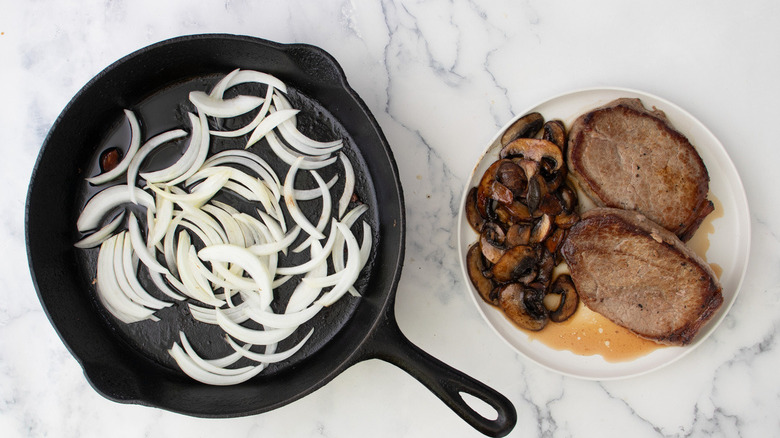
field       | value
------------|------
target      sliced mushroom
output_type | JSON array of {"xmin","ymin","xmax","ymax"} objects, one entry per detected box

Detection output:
[
  {"xmin": 500, "ymin": 200, "xmax": 533, "ymax": 222},
  {"xmin": 506, "ymin": 223, "xmax": 532, "ymax": 247},
  {"xmin": 499, "ymin": 283, "xmax": 548, "ymax": 331},
  {"xmin": 540, "ymin": 160, "xmax": 566, "ymax": 192},
  {"xmin": 557, "ymin": 183, "xmax": 578, "ymax": 214},
  {"xmin": 529, "ymin": 214, "xmax": 554, "ymax": 244},
  {"xmin": 465, "ymin": 187, "xmax": 485, "ymax": 232},
  {"xmin": 537, "ymin": 192, "xmax": 564, "ymax": 216},
  {"xmin": 544, "ymin": 227, "xmax": 567, "ymax": 259},
  {"xmin": 554, "ymin": 211, "xmax": 580, "ymax": 229},
  {"xmin": 525, "ymin": 174, "xmax": 547, "ymax": 213},
  {"xmin": 500, "ymin": 112, "xmax": 544, "ymax": 147},
  {"xmin": 480, "ymin": 222, "xmax": 507, "ymax": 264},
  {"xmin": 476, "ymin": 159, "xmax": 513, "ymax": 217},
  {"xmin": 499, "ymin": 138, "xmax": 563, "ymax": 177},
  {"xmin": 534, "ymin": 245, "xmax": 556, "ymax": 289},
  {"xmin": 496, "ymin": 161, "xmax": 527, "ymax": 197},
  {"xmin": 467, "ymin": 243, "xmax": 498, "ymax": 306},
  {"xmin": 541, "ymin": 120, "xmax": 567, "ymax": 153},
  {"xmin": 548, "ymin": 274, "xmax": 579, "ymax": 322},
  {"xmin": 490, "ymin": 245, "xmax": 537, "ymax": 284}
]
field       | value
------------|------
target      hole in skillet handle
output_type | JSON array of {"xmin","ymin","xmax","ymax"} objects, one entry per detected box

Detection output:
[{"xmin": 363, "ymin": 316, "xmax": 517, "ymax": 437}]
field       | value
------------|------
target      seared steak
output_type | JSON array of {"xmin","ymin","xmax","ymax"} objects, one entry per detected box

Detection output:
[
  {"xmin": 567, "ymin": 98, "xmax": 713, "ymax": 241},
  {"xmin": 561, "ymin": 208, "xmax": 722, "ymax": 346}
]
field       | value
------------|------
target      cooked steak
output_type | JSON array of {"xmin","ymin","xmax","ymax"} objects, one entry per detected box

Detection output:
[
  {"xmin": 560, "ymin": 208, "xmax": 722, "ymax": 346},
  {"xmin": 567, "ymin": 98, "xmax": 713, "ymax": 241}
]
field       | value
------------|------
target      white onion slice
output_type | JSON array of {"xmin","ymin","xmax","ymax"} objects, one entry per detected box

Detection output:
[
  {"xmin": 198, "ymin": 244, "xmax": 274, "ymax": 310},
  {"xmin": 149, "ymin": 269, "xmax": 186, "ymax": 301},
  {"xmin": 245, "ymin": 108, "xmax": 299, "ymax": 149},
  {"xmin": 178, "ymin": 331, "xmax": 256, "ymax": 376},
  {"xmin": 224, "ymin": 328, "xmax": 313, "ymax": 364},
  {"xmin": 212, "ymin": 69, "xmax": 288, "ymax": 97},
  {"xmin": 127, "ymin": 129, "xmax": 188, "ymax": 204},
  {"xmin": 119, "ymin": 233, "xmax": 171, "ymax": 310},
  {"xmin": 127, "ymin": 212, "xmax": 168, "ymax": 273},
  {"xmin": 189, "ymin": 91, "xmax": 264, "ymax": 118},
  {"xmin": 165, "ymin": 111, "xmax": 211, "ymax": 187},
  {"xmin": 210, "ymin": 80, "xmax": 275, "ymax": 138},
  {"xmin": 77, "ymin": 185, "xmax": 155, "ymax": 232},
  {"xmin": 147, "ymin": 193, "xmax": 174, "ymax": 247},
  {"xmin": 140, "ymin": 113, "xmax": 202, "ymax": 184},
  {"xmin": 316, "ymin": 222, "xmax": 363, "ymax": 306},
  {"xmin": 283, "ymin": 157, "xmax": 325, "ymax": 240},
  {"xmin": 248, "ymin": 225, "xmax": 301, "ymax": 256},
  {"xmin": 272, "ymin": 93, "xmax": 343, "ymax": 151},
  {"xmin": 148, "ymin": 168, "xmax": 229, "ymax": 208},
  {"xmin": 215, "ymin": 309, "xmax": 295, "ymax": 346},
  {"xmin": 201, "ymin": 203, "xmax": 246, "ymax": 247},
  {"xmin": 188, "ymin": 302, "xmax": 250, "ymax": 325},
  {"xmin": 275, "ymin": 221, "xmax": 338, "ymax": 276},
  {"xmin": 246, "ymin": 303, "xmax": 322, "ymax": 329},
  {"xmin": 203, "ymin": 150, "xmax": 281, "ymax": 199},
  {"xmin": 293, "ymin": 174, "xmax": 338, "ymax": 201},
  {"xmin": 168, "ymin": 343, "xmax": 265, "ymax": 386},
  {"xmin": 86, "ymin": 110, "xmax": 142, "ymax": 185},
  {"xmin": 337, "ymin": 152, "xmax": 355, "ymax": 218},
  {"xmin": 208, "ymin": 68, "xmax": 242, "ymax": 100},
  {"xmin": 74, "ymin": 211, "xmax": 126, "ymax": 249},
  {"xmin": 96, "ymin": 235, "xmax": 156, "ymax": 323},
  {"xmin": 286, "ymin": 241, "xmax": 328, "ymax": 313},
  {"xmin": 292, "ymin": 170, "xmax": 331, "ymax": 253},
  {"xmin": 266, "ymin": 130, "xmax": 337, "ymax": 170}
]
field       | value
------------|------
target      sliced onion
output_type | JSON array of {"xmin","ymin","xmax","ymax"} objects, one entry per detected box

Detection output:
[
  {"xmin": 208, "ymin": 68, "xmax": 242, "ymax": 100},
  {"xmin": 203, "ymin": 149, "xmax": 281, "ymax": 199},
  {"xmin": 148, "ymin": 168, "xmax": 230, "ymax": 208},
  {"xmin": 127, "ymin": 129, "xmax": 188, "ymax": 203},
  {"xmin": 337, "ymin": 152, "xmax": 355, "ymax": 218},
  {"xmin": 266, "ymin": 130, "xmax": 337, "ymax": 170},
  {"xmin": 74, "ymin": 211, "xmax": 126, "ymax": 249},
  {"xmin": 188, "ymin": 301, "xmax": 250, "ymax": 325},
  {"xmin": 292, "ymin": 174, "xmax": 338, "ymax": 201},
  {"xmin": 198, "ymin": 244, "xmax": 274, "ymax": 310},
  {"xmin": 245, "ymin": 108, "xmax": 299, "ymax": 149},
  {"xmin": 86, "ymin": 110, "xmax": 142, "ymax": 185},
  {"xmin": 127, "ymin": 212, "xmax": 168, "ymax": 273},
  {"xmin": 210, "ymin": 80, "xmax": 275, "ymax": 138},
  {"xmin": 168, "ymin": 342, "xmax": 265, "ymax": 386},
  {"xmin": 275, "ymin": 221, "xmax": 338, "ymax": 276},
  {"xmin": 119, "ymin": 232, "xmax": 171, "ymax": 310},
  {"xmin": 224, "ymin": 328, "xmax": 313, "ymax": 364},
  {"xmin": 178, "ymin": 331, "xmax": 256, "ymax": 376},
  {"xmin": 149, "ymin": 269, "xmax": 186, "ymax": 301},
  {"xmin": 292, "ymin": 170, "xmax": 332, "ymax": 253},
  {"xmin": 286, "ymin": 241, "xmax": 328, "ymax": 313},
  {"xmin": 165, "ymin": 111, "xmax": 211, "ymax": 186},
  {"xmin": 96, "ymin": 234, "xmax": 157, "ymax": 323},
  {"xmin": 147, "ymin": 192, "xmax": 174, "ymax": 247},
  {"xmin": 215, "ymin": 308, "xmax": 295, "ymax": 346},
  {"xmin": 316, "ymin": 222, "xmax": 363, "ymax": 306},
  {"xmin": 77, "ymin": 185, "xmax": 155, "ymax": 232},
  {"xmin": 211, "ymin": 69, "xmax": 287, "ymax": 97},
  {"xmin": 189, "ymin": 91, "xmax": 264, "ymax": 118},
  {"xmin": 140, "ymin": 113, "xmax": 202, "ymax": 184},
  {"xmin": 246, "ymin": 303, "xmax": 322, "ymax": 329},
  {"xmin": 283, "ymin": 157, "xmax": 325, "ymax": 240},
  {"xmin": 272, "ymin": 93, "xmax": 343, "ymax": 151}
]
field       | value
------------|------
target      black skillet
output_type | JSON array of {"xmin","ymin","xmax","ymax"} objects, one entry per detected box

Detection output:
[{"xmin": 25, "ymin": 34, "xmax": 516, "ymax": 437}]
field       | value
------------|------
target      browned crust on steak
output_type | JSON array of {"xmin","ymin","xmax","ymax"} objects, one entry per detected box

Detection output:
[
  {"xmin": 560, "ymin": 208, "xmax": 723, "ymax": 345},
  {"xmin": 567, "ymin": 98, "xmax": 712, "ymax": 241}
]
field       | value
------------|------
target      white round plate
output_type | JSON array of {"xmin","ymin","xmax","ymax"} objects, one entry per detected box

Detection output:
[{"xmin": 457, "ymin": 87, "xmax": 751, "ymax": 380}]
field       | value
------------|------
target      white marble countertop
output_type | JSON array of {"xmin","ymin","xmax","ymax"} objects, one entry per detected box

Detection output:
[{"xmin": 2, "ymin": 1, "xmax": 779, "ymax": 437}]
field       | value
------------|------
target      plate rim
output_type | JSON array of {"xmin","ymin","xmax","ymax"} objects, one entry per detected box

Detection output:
[{"xmin": 456, "ymin": 86, "xmax": 751, "ymax": 380}]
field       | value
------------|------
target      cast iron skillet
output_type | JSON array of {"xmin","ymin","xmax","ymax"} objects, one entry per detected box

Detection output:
[{"xmin": 25, "ymin": 35, "xmax": 516, "ymax": 436}]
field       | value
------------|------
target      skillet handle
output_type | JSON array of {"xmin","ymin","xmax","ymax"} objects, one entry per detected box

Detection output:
[{"xmin": 365, "ymin": 319, "xmax": 517, "ymax": 437}]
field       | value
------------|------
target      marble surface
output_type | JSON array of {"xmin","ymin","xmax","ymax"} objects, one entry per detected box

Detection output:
[{"xmin": 2, "ymin": 1, "xmax": 780, "ymax": 437}]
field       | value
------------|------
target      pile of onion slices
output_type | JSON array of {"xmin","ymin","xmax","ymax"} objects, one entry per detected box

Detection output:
[{"xmin": 74, "ymin": 69, "xmax": 372, "ymax": 385}]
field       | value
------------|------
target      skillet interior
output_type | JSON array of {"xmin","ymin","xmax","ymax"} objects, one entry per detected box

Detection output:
[{"xmin": 26, "ymin": 34, "xmax": 403, "ymax": 416}]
